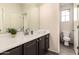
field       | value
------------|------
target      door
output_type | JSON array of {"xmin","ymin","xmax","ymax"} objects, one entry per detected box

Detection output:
[
  {"xmin": 45, "ymin": 34, "xmax": 49, "ymax": 52},
  {"xmin": 1, "ymin": 45, "xmax": 22, "ymax": 55},
  {"xmin": 38, "ymin": 36, "xmax": 45, "ymax": 55},
  {"xmin": 24, "ymin": 39, "xmax": 38, "ymax": 55},
  {"xmin": 74, "ymin": 4, "xmax": 79, "ymax": 55}
]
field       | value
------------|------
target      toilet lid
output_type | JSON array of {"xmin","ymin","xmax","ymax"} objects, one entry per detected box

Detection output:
[{"xmin": 63, "ymin": 37, "xmax": 70, "ymax": 40}]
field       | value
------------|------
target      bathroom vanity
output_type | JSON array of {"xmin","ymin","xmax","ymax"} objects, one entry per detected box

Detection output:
[{"xmin": 0, "ymin": 30, "xmax": 50, "ymax": 55}]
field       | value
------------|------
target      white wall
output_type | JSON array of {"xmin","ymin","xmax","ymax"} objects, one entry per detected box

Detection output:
[
  {"xmin": 0, "ymin": 3, "xmax": 23, "ymax": 33},
  {"xmin": 40, "ymin": 4, "xmax": 60, "ymax": 53}
]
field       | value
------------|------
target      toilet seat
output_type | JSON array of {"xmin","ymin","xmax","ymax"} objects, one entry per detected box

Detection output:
[{"xmin": 63, "ymin": 37, "xmax": 70, "ymax": 41}]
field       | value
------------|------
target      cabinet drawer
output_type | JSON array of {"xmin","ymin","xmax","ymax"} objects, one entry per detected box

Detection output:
[
  {"xmin": 1, "ymin": 45, "xmax": 22, "ymax": 55},
  {"xmin": 24, "ymin": 39, "xmax": 38, "ymax": 55}
]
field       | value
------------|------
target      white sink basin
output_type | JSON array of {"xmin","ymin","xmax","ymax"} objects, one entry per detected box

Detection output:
[{"xmin": 35, "ymin": 30, "xmax": 47, "ymax": 35}]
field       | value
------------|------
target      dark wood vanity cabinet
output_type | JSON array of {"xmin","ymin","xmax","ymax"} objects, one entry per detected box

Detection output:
[
  {"xmin": 23, "ymin": 34, "xmax": 49, "ymax": 55},
  {"xmin": 38, "ymin": 34, "xmax": 49, "ymax": 55},
  {"xmin": 1, "ymin": 45, "xmax": 22, "ymax": 55},
  {"xmin": 38, "ymin": 36, "xmax": 45, "ymax": 55},
  {"xmin": 0, "ymin": 34, "xmax": 49, "ymax": 55},
  {"xmin": 23, "ymin": 39, "xmax": 38, "ymax": 55},
  {"xmin": 45, "ymin": 34, "xmax": 49, "ymax": 51}
]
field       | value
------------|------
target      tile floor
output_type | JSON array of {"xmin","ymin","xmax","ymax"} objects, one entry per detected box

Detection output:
[
  {"xmin": 46, "ymin": 43, "xmax": 75, "ymax": 55},
  {"xmin": 60, "ymin": 44, "xmax": 75, "ymax": 55}
]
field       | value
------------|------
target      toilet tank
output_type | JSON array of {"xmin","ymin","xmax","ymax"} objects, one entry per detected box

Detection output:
[{"xmin": 63, "ymin": 31, "xmax": 70, "ymax": 37}]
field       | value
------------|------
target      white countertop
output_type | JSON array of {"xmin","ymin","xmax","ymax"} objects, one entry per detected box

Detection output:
[{"xmin": 0, "ymin": 29, "xmax": 50, "ymax": 53}]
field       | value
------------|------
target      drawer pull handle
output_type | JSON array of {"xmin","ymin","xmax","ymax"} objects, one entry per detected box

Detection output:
[
  {"xmin": 4, "ymin": 52, "xmax": 10, "ymax": 54},
  {"xmin": 26, "ymin": 42, "xmax": 36, "ymax": 47}
]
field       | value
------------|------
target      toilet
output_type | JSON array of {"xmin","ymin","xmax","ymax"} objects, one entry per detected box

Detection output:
[{"xmin": 63, "ymin": 31, "xmax": 71, "ymax": 46}]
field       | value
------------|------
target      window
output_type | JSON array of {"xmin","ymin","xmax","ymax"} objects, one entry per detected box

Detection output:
[{"xmin": 61, "ymin": 10, "xmax": 70, "ymax": 22}]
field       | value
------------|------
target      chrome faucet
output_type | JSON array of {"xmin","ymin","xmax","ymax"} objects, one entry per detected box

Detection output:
[{"xmin": 24, "ymin": 28, "xmax": 30, "ymax": 35}]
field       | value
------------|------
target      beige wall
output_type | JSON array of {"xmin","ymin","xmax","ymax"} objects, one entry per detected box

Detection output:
[
  {"xmin": 0, "ymin": 3, "xmax": 23, "ymax": 33},
  {"xmin": 40, "ymin": 4, "xmax": 60, "ymax": 53}
]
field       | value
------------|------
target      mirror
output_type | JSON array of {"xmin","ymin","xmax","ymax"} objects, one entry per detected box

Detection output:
[
  {"xmin": 0, "ymin": 3, "xmax": 40, "ymax": 34},
  {"xmin": 23, "ymin": 4, "xmax": 40, "ymax": 32},
  {"xmin": 0, "ymin": 4, "xmax": 23, "ymax": 33}
]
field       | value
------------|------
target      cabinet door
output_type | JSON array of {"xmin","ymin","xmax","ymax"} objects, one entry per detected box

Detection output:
[
  {"xmin": 1, "ymin": 45, "xmax": 22, "ymax": 55},
  {"xmin": 24, "ymin": 39, "xmax": 38, "ymax": 55},
  {"xmin": 45, "ymin": 34, "xmax": 49, "ymax": 51},
  {"xmin": 38, "ymin": 36, "xmax": 45, "ymax": 55}
]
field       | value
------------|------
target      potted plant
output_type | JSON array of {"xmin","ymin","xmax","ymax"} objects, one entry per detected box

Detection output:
[{"xmin": 7, "ymin": 28, "xmax": 17, "ymax": 38}]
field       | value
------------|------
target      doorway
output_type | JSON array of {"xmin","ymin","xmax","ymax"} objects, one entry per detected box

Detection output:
[{"xmin": 60, "ymin": 3, "xmax": 75, "ymax": 55}]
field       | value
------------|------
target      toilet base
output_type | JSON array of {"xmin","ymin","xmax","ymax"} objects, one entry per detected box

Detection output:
[{"xmin": 64, "ymin": 41, "xmax": 69, "ymax": 46}]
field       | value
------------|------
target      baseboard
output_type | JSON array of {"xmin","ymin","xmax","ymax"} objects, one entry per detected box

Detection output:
[
  {"xmin": 47, "ymin": 50, "xmax": 59, "ymax": 55},
  {"xmin": 74, "ymin": 48, "xmax": 78, "ymax": 55},
  {"xmin": 48, "ymin": 49, "xmax": 60, "ymax": 54},
  {"xmin": 60, "ymin": 41, "xmax": 74, "ymax": 47}
]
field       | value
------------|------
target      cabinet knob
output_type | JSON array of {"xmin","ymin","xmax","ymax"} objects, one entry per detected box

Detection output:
[
  {"xmin": 46, "ymin": 36, "xmax": 49, "ymax": 38},
  {"xmin": 37, "ymin": 40, "xmax": 39, "ymax": 42},
  {"xmin": 40, "ymin": 39, "xmax": 41, "ymax": 40}
]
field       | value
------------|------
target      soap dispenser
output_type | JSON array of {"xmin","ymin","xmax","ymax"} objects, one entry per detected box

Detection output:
[{"xmin": 31, "ymin": 30, "xmax": 33, "ymax": 35}]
